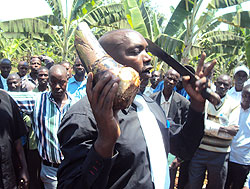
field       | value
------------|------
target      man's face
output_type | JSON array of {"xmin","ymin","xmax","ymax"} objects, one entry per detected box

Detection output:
[
  {"xmin": 140, "ymin": 64, "xmax": 152, "ymax": 92},
  {"xmin": 234, "ymin": 71, "xmax": 248, "ymax": 91},
  {"xmin": 73, "ymin": 59, "xmax": 85, "ymax": 76},
  {"xmin": 49, "ymin": 71, "xmax": 67, "ymax": 100},
  {"xmin": 164, "ymin": 70, "xmax": 180, "ymax": 92},
  {"xmin": 30, "ymin": 57, "xmax": 42, "ymax": 74},
  {"xmin": 18, "ymin": 63, "xmax": 29, "ymax": 77},
  {"xmin": 215, "ymin": 75, "xmax": 231, "ymax": 98},
  {"xmin": 150, "ymin": 71, "xmax": 161, "ymax": 89},
  {"xmin": 110, "ymin": 32, "xmax": 152, "ymax": 76},
  {"xmin": 241, "ymin": 87, "xmax": 250, "ymax": 110},
  {"xmin": 7, "ymin": 77, "xmax": 21, "ymax": 91},
  {"xmin": 0, "ymin": 62, "xmax": 11, "ymax": 78},
  {"xmin": 61, "ymin": 62, "xmax": 72, "ymax": 79},
  {"xmin": 38, "ymin": 69, "xmax": 49, "ymax": 87}
]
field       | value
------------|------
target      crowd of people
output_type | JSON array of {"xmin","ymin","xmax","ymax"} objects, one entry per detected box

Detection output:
[{"xmin": 0, "ymin": 28, "xmax": 250, "ymax": 189}]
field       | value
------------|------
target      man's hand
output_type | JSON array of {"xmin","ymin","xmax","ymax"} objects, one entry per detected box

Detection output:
[
  {"xmin": 219, "ymin": 125, "xmax": 239, "ymax": 136},
  {"xmin": 182, "ymin": 52, "xmax": 216, "ymax": 112},
  {"xmin": 86, "ymin": 72, "xmax": 120, "ymax": 158}
]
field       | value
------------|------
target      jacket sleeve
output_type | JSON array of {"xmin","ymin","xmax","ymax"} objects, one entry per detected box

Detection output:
[
  {"xmin": 57, "ymin": 112, "xmax": 117, "ymax": 189},
  {"xmin": 170, "ymin": 107, "xmax": 205, "ymax": 161}
]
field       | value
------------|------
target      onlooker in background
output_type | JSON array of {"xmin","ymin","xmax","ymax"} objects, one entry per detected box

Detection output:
[
  {"xmin": 187, "ymin": 74, "xmax": 240, "ymax": 189},
  {"xmin": 17, "ymin": 61, "xmax": 29, "ymax": 78},
  {"xmin": 10, "ymin": 65, "xmax": 74, "ymax": 188},
  {"xmin": 67, "ymin": 57, "xmax": 87, "ymax": 102},
  {"xmin": 0, "ymin": 90, "xmax": 29, "ymax": 189},
  {"xmin": 17, "ymin": 61, "xmax": 34, "ymax": 91},
  {"xmin": 0, "ymin": 58, "xmax": 12, "ymax": 90},
  {"xmin": 144, "ymin": 70, "xmax": 163, "ymax": 96},
  {"xmin": 153, "ymin": 64, "xmax": 197, "ymax": 97},
  {"xmin": 33, "ymin": 67, "xmax": 50, "ymax": 92},
  {"xmin": 27, "ymin": 67, "xmax": 50, "ymax": 189},
  {"xmin": 60, "ymin": 61, "xmax": 72, "ymax": 80},
  {"xmin": 150, "ymin": 69, "xmax": 190, "ymax": 189},
  {"xmin": 27, "ymin": 56, "xmax": 42, "ymax": 90},
  {"xmin": 227, "ymin": 65, "xmax": 249, "ymax": 101},
  {"xmin": 7, "ymin": 73, "xmax": 23, "ymax": 92},
  {"xmin": 225, "ymin": 84, "xmax": 250, "ymax": 189},
  {"xmin": 175, "ymin": 65, "xmax": 195, "ymax": 101}
]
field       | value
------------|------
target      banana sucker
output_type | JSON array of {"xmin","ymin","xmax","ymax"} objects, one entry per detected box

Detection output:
[{"xmin": 75, "ymin": 22, "xmax": 140, "ymax": 110}]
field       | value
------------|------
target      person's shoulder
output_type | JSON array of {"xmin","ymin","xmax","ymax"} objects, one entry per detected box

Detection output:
[
  {"xmin": 67, "ymin": 76, "xmax": 76, "ymax": 84},
  {"xmin": 142, "ymin": 94, "xmax": 164, "ymax": 113},
  {"xmin": 0, "ymin": 89, "xmax": 11, "ymax": 100},
  {"xmin": 227, "ymin": 87, "xmax": 235, "ymax": 94},
  {"xmin": 65, "ymin": 96, "xmax": 92, "ymax": 116},
  {"xmin": 149, "ymin": 90, "xmax": 161, "ymax": 99},
  {"xmin": 173, "ymin": 91, "xmax": 190, "ymax": 104},
  {"xmin": 0, "ymin": 89, "xmax": 8, "ymax": 95},
  {"xmin": 225, "ymin": 94, "xmax": 240, "ymax": 109}
]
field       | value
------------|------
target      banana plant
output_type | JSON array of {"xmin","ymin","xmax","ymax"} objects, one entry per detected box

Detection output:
[{"xmin": 0, "ymin": 0, "xmax": 127, "ymax": 61}]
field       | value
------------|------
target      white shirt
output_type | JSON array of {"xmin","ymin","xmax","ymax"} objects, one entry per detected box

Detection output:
[
  {"xmin": 0, "ymin": 75, "xmax": 8, "ymax": 91},
  {"xmin": 230, "ymin": 107, "xmax": 250, "ymax": 165},
  {"xmin": 160, "ymin": 91, "xmax": 173, "ymax": 117},
  {"xmin": 227, "ymin": 87, "xmax": 242, "ymax": 102},
  {"xmin": 143, "ymin": 86, "xmax": 154, "ymax": 97}
]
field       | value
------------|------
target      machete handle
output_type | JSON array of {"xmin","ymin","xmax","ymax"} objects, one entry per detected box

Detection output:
[{"xmin": 201, "ymin": 87, "xmax": 221, "ymax": 106}]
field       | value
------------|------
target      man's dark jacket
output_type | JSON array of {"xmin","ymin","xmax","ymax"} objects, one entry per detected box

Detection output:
[{"xmin": 57, "ymin": 95, "xmax": 204, "ymax": 189}]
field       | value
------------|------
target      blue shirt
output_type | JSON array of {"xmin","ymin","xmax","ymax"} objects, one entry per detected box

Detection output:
[{"xmin": 67, "ymin": 76, "xmax": 87, "ymax": 103}]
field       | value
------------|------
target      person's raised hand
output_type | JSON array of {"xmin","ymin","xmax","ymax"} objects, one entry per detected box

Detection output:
[
  {"xmin": 86, "ymin": 72, "xmax": 120, "ymax": 158},
  {"xmin": 182, "ymin": 52, "xmax": 216, "ymax": 112}
]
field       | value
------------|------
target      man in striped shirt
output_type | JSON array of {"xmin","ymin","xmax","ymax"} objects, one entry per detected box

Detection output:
[{"xmin": 10, "ymin": 65, "xmax": 74, "ymax": 189}]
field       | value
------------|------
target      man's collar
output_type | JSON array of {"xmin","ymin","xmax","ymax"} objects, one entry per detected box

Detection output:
[
  {"xmin": 160, "ymin": 90, "xmax": 173, "ymax": 105},
  {"xmin": 48, "ymin": 91, "xmax": 72, "ymax": 103}
]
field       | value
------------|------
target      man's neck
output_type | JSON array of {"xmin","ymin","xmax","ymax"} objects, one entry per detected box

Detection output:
[
  {"xmin": 1, "ymin": 74, "xmax": 7, "ymax": 79},
  {"xmin": 53, "ymin": 93, "xmax": 68, "ymax": 110},
  {"xmin": 74, "ymin": 74, "xmax": 84, "ymax": 82},
  {"xmin": 30, "ymin": 72, "xmax": 37, "ymax": 81},
  {"xmin": 38, "ymin": 84, "xmax": 48, "ymax": 92},
  {"xmin": 235, "ymin": 86, "xmax": 243, "ymax": 92},
  {"xmin": 163, "ymin": 89, "xmax": 172, "ymax": 101}
]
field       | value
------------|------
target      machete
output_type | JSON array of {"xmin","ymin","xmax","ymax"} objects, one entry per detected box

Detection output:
[{"xmin": 145, "ymin": 38, "xmax": 221, "ymax": 106}]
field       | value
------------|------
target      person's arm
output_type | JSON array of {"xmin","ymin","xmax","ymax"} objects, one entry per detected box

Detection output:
[
  {"xmin": 14, "ymin": 139, "xmax": 29, "ymax": 189},
  {"xmin": 58, "ymin": 72, "xmax": 121, "ymax": 188},
  {"xmin": 170, "ymin": 53, "xmax": 216, "ymax": 160},
  {"xmin": 57, "ymin": 112, "xmax": 118, "ymax": 189},
  {"xmin": 10, "ymin": 95, "xmax": 29, "ymax": 188}
]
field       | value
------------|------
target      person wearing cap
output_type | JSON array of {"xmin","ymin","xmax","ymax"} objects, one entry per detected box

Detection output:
[
  {"xmin": 186, "ymin": 74, "xmax": 240, "ymax": 189},
  {"xmin": 227, "ymin": 65, "xmax": 249, "ymax": 101}
]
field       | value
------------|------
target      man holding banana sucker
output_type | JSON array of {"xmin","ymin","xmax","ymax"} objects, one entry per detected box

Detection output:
[{"xmin": 57, "ymin": 28, "xmax": 216, "ymax": 189}]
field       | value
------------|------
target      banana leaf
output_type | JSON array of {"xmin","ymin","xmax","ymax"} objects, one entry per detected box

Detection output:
[
  {"xmin": 218, "ymin": 11, "xmax": 250, "ymax": 28},
  {"xmin": 207, "ymin": 0, "xmax": 249, "ymax": 9},
  {"xmin": 123, "ymin": 0, "xmax": 149, "ymax": 38},
  {"xmin": 164, "ymin": 0, "xmax": 196, "ymax": 36}
]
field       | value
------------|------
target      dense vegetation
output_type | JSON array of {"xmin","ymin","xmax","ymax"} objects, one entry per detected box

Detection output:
[{"xmin": 1, "ymin": 0, "xmax": 250, "ymax": 78}]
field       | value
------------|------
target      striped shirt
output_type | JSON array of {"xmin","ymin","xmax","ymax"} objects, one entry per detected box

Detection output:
[{"xmin": 10, "ymin": 91, "xmax": 74, "ymax": 164}]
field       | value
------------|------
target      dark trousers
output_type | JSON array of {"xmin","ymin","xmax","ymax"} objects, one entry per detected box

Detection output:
[
  {"xmin": 186, "ymin": 149, "xmax": 229, "ymax": 189},
  {"xmin": 26, "ymin": 149, "xmax": 43, "ymax": 189},
  {"xmin": 177, "ymin": 161, "xmax": 190, "ymax": 189},
  {"xmin": 225, "ymin": 161, "xmax": 250, "ymax": 189}
]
